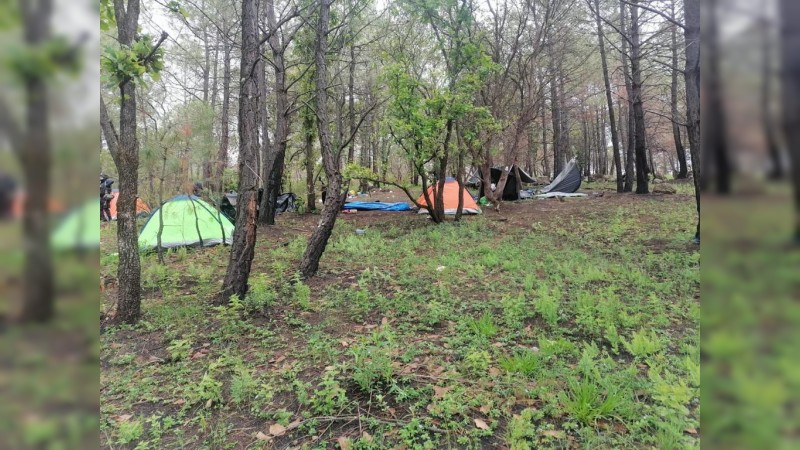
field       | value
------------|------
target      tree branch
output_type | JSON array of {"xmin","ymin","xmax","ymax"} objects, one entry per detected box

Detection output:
[
  {"xmin": 141, "ymin": 31, "xmax": 169, "ymax": 66},
  {"xmin": 337, "ymin": 99, "xmax": 385, "ymax": 154},
  {"xmin": 100, "ymin": 96, "xmax": 120, "ymax": 161},
  {"xmin": 618, "ymin": 0, "xmax": 685, "ymax": 30}
]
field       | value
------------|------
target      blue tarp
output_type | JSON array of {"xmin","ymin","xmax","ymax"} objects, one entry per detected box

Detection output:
[{"xmin": 343, "ymin": 201, "xmax": 412, "ymax": 211}]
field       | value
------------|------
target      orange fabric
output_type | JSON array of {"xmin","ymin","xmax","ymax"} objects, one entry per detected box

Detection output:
[
  {"xmin": 415, "ymin": 180, "xmax": 479, "ymax": 212},
  {"xmin": 109, "ymin": 191, "xmax": 151, "ymax": 219},
  {"xmin": 11, "ymin": 191, "xmax": 64, "ymax": 218}
]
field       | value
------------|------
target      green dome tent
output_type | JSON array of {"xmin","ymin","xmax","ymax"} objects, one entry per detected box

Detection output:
[
  {"xmin": 51, "ymin": 199, "xmax": 100, "ymax": 250},
  {"xmin": 138, "ymin": 195, "xmax": 234, "ymax": 250}
]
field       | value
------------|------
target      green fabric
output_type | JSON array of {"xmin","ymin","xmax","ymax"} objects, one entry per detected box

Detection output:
[
  {"xmin": 51, "ymin": 199, "xmax": 100, "ymax": 250},
  {"xmin": 138, "ymin": 195, "xmax": 234, "ymax": 250}
]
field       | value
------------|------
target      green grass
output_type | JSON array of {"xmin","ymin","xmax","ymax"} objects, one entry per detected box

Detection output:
[{"xmin": 100, "ymin": 192, "xmax": 700, "ymax": 449}]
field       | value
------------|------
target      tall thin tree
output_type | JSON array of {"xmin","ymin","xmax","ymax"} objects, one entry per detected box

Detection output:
[
  {"xmin": 670, "ymin": 0, "xmax": 688, "ymax": 179},
  {"xmin": 100, "ymin": 1, "xmax": 166, "ymax": 323},
  {"xmin": 220, "ymin": 0, "xmax": 260, "ymax": 300},
  {"xmin": 591, "ymin": 0, "xmax": 623, "ymax": 192},
  {"xmin": 629, "ymin": 0, "xmax": 649, "ymax": 194},
  {"xmin": 683, "ymin": 0, "xmax": 700, "ymax": 241},
  {"xmin": 779, "ymin": 0, "xmax": 800, "ymax": 241}
]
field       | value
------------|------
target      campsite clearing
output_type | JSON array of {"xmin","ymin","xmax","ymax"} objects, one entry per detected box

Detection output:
[{"xmin": 100, "ymin": 185, "xmax": 699, "ymax": 449}]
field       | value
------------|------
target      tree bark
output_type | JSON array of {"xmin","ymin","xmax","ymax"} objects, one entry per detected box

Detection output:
[
  {"xmin": 260, "ymin": 0, "xmax": 289, "ymax": 225},
  {"xmin": 300, "ymin": 0, "xmax": 347, "ymax": 278},
  {"xmin": 16, "ymin": 2, "xmax": 53, "ymax": 322},
  {"xmin": 684, "ymin": 0, "xmax": 701, "ymax": 240},
  {"xmin": 703, "ymin": 0, "xmax": 730, "ymax": 193},
  {"xmin": 620, "ymin": 1, "xmax": 635, "ymax": 192},
  {"xmin": 220, "ymin": 0, "xmax": 260, "ymax": 300},
  {"xmin": 779, "ymin": 0, "xmax": 800, "ymax": 240},
  {"xmin": 215, "ymin": 31, "xmax": 232, "ymax": 191},
  {"xmin": 303, "ymin": 108, "xmax": 316, "ymax": 210},
  {"xmin": 671, "ymin": 0, "xmax": 688, "ymax": 179},
  {"xmin": 762, "ymin": 11, "xmax": 783, "ymax": 180},
  {"xmin": 541, "ymin": 101, "xmax": 550, "ymax": 178},
  {"xmin": 550, "ymin": 64, "xmax": 562, "ymax": 176},
  {"xmin": 98, "ymin": 0, "xmax": 144, "ymax": 324},
  {"xmin": 594, "ymin": 0, "xmax": 624, "ymax": 192},
  {"xmin": 347, "ymin": 40, "xmax": 357, "ymax": 164},
  {"xmin": 629, "ymin": 0, "xmax": 649, "ymax": 194}
]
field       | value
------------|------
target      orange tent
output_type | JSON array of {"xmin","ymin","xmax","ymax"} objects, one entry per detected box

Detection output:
[
  {"xmin": 416, "ymin": 179, "xmax": 480, "ymax": 215},
  {"xmin": 108, "ymin": 190, "xmax": 151, "ymax": 219},
  {"xmin": 10, "ymin": 191, "xmax": 64, "ymax": 219}
]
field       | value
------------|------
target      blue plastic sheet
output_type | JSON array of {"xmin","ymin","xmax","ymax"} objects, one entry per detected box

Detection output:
[{"xmin": 343, "ymin": 201, "xmax": 412, "ymax": 211}]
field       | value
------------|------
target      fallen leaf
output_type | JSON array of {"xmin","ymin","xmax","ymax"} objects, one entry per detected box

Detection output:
[
  {"xmin": 115, "ymin": 414, "xmax": 132, "ymax": 422},
  {"xmin": 337, "ymin": 436, "xmax": 352, "ymax": 449},
  {"xmin": 340, "ymin": 340, "xmax": 349, "ymax": 348},
  {"xmin": 433, "ymin": 386, "xmax": 450, "ymax": 399},
  {"xmin": 269, "ymin": 423, "xmax": 287, "ymax": 437},
  {"xmin": 474, "ymin": 418, "xmax": 490, "ymax": 430},
  {"xmin": 202, "ymin": 343, "xmax": 211, "ymax": 347},
  {"xmin": 488, "ymin": 367, "xmax": 501, "ymax": 376},
  {"xmin": 381, "ymin": 317, "xmax": 389, "ymax": 326},
  {"xmin": 286, "ymin": 419, "xmax": 302, "ymax": 431},
  {"xmin": 255, "ymin": 431, "xmax": 271, "ymax": 441},
  {"xmin": 172, "ymin": 399, "xmax": 186, "ymax": 406},
  {"xmin": 387, "ymin": 407, "xmax": 396, "ymax": 417},
  {"xmin": 205, "ymin": 399, "xmax": 213, "ymax": 408},
  {"xmin": 684, "ymin": 427, "xmax": 698, "ymax": 435},
  {"xmin": 362, "ymin": 431, "xmax": 373, "ymax": 442},
  {"xmin": 479, "ymin": 405, "xmax": 491, "ymax": 414}
]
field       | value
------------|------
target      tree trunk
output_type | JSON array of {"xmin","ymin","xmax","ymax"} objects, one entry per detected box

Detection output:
[
  {"xmin": 620, "ymin": 1, "xmax": 635, "ymax": 192},
  {"xmin": 550, "ymin": 67, "xmax": 562, "ymax": 176},
  {"xmin": 779, "ymin": 0, "xmax": 800, "ymax": 240},
  {"xmin": 594, "ymin": 0, "xmax": 622, "ymax": 189},
  {"xmin": 97, "ymin": 0, "xmax": 144, "ymax": 324},
  {"xmin": 215, "ymin": 34, "xmax": 232, "ymax": 191},
  {"xmin": 558, "ymin": 69, "xmax": 570, "ymax": 169},
  {"xmin": 304, "ymin": 108, "xmax": 316, "ymax": 210},
  {"xmin": 347, "ymin": 40, "xmax": 357, "ymax": 164},
  {"xmin": 260, "ymin": 0, "xmax": 289, "ymax": 225},
  {"xmin": 5, "ymin": 3, "xmax": 53, "ymax": 322},
  {"xmin": 221, "ymin": 0, "xmax": 260, "ymax": 300},
  {"xmin": 114, "ymin": 80, "xmax": 143, "ymax": 322},
  {"xmin": 704, "ymin": 0, "xmax": 730, "ymax": 193},
  {"xmin": 670, "ymin": 0, "xmax": 688, "ymax": 179},
  {"xmin": 763, "ymin": 11, "xmax": 783, "ymax": 180},
  {"xmin": 629, "ymin": 0, "xmax": 648, "ymax": 194},
  {"xmin": 300, "ymin": 0, "xmax": 347, "ymax": 278},
  {"xmin": 542, "ymin": 102, "xmax": 550, "ymax": 178},
  {"xmin": 684, "ymin": 0, "xmax": 701, "ymax": 240}
]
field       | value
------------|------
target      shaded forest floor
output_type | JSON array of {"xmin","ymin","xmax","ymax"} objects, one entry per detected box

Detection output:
[{"xmin": 100, "ymin": 182, "xmax": 700, "ymax": 449}]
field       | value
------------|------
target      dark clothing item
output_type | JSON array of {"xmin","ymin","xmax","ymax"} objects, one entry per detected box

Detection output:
[{"xmin": 101, "ymin": 203, "xmax": 112, "ymax": 221}]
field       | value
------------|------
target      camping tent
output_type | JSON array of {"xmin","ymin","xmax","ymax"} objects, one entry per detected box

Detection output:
[
  {"xmin": 220, "ymin": 190, "xmax": 295, "ymax": 222},
  {"xmin": 51, "ymin": 199, "xmax": 100, "ymax": 250},
  {"xmin": 11, "ymin": 191, "xmax": 64, "ymax": 219},
  {"xmin": 343, "ymin": 201, "xmax": 411, "ymax": 211},
  {"xmin": 108, "ymin": 190, "xmax": 151, "ymax": 219},
  {"xmin": 138, "ymin": 194, "xmax": 234, "ymax": 250},
  {"xmin": 540, "ymin": 158, "xmax": 581, "ymax": 194},
  {"xmin": 478, "ymin": 165, "xmax": 536, "ymax": 201},
  {"xmin": 416, "ymin": 179, "xmax": 480, "ymax": 215}
]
